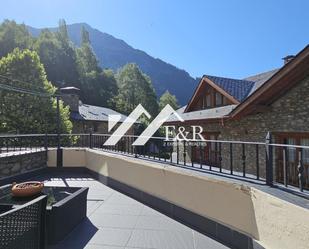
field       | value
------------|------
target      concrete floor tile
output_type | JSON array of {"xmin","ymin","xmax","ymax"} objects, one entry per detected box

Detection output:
[
  {"xmin": 94, "ymin": 203, "xmax": 143, "ymax": 216},
  {"xmin": 194, "ymin": 231, "xmax": 230, "ymax": 249},
  {"xmin": 135, "ymin": 215, "xmax": 191, "ymax": 232},
  {"xmin": 127, "ymin": 229, "xmax": 194, "ymax": 249},
  {"xmin": 140, "ymin": 206, "xmax": 165, "ymax": 217},
  {"xmin": 89, "ymin": 213, "xmax": 139, "ymax": 229},
  {"xmin": 87, "ymin": 227, "xmax": 132, "ymax": 247}
]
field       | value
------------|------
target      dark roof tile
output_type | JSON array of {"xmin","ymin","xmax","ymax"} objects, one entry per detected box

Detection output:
[
  {"xmin": 71, "ymin": 104, "xmax": 128, "ymax": 122},
  {"xmin": 205, "ymin": 75, "xmax": 255, "ymax": 102}
]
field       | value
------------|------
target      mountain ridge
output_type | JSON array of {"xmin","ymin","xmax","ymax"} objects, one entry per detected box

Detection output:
[{"xmin": 27, "ymin": 23, "xmax": 198, "ymax": 105}]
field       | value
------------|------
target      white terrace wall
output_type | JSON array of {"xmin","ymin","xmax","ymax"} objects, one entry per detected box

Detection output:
[{"xmin": 47, "ymin": 148, "xmax": 309, "ymax": 249}]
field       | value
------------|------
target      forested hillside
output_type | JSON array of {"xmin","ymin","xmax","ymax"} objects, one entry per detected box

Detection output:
[
  {"xmin": 0, "ymin": 19, "xmax": 181, "ymax": 133},
  {"xmin": 28, "ymin": 23, "xmax": 198, "ymax": 105}
]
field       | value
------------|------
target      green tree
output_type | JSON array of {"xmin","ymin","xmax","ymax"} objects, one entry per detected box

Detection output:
[
  {"xmin": 75, "ymin": 26, "xmax": 117, "ymax": 107},
  {"xmin": 76, "ymin": 26, "xmax": 99, "ymax": 74},
  {"xmin": 34, "ymin": 19, "xmax": 80, "ymax": 89},
  {"xmin": 34, "ymin": 29, "xmax": 63, "ymax": 84},
  {"xmin": 0, "ymin": 48, "xmax": 72, "ymax": 134},
  {"xmin": 159, "ymin": 90, "xmax": 179, "ymax": 110},
  {"xmin": 54, "ymin": 19, "xmax": 80, "ymax": 86},
  {"xmin": 57, "ymin": 19, "xmax": 69, "ymax": 42},
  {"xmin": 0, "ymin": 20, "xmax": 33, "ymax": 58},
  {"xmin": 114, "ymin": 63, "xmax": 158, "ymax": 116},
  {"xmin": 81, "ymin": 26, "xmax": 90, "ymax": 44},
  {"xmin": 79, "ymin": 69, "xmax": 118, "ymax": 107}
]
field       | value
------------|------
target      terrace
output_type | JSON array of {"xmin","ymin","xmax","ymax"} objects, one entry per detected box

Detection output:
[{"xmin": 0, "ymin": 133, "xmax": 308, "ymax": 249}]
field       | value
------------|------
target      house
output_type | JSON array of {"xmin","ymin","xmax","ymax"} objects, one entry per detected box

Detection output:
[
  {"xmin": 165, "ymin": 45, "xmax": 309, "ymax": 188},
  {"xmin": 59, "ymin": 87, "xmax": 132, "ymax": 134}
]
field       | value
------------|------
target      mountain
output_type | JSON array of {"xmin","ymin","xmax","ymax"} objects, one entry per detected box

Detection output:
[{"xmin": 27, "ymin": 23, "xmax": 198, "ymax": 105}]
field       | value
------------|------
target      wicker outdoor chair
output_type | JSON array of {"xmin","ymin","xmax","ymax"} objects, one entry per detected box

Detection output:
[{"xmin": 0, "ymin": 195, "xmax": 47, "ymax": 249}]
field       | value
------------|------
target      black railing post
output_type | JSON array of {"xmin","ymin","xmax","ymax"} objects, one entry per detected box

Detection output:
[
  {"xmin": 56, "ymin": 96, "xmax": 62, "ymax": 168},
  {"xmin": 256, "ymin": 144, "xmax": 259, "ymax": 180},
  {"xmin": 134, "ymin": 146, "xmax": 138, "ymax": 158},
  {"xmin": 56, "ymin": 96, "xmax": 60, "ymax": 150},
  {"xmin": 218, "ymin": 142, "xmax": 222, "ymax": 172},
  {"xmin": 283, "ymin": 147, "xmax": 287, "ymax": 187},
  {"xmin": 265, "ymin": 132, "xmax": 273, "ymax": 186},
  {"xmin": 176, "ymin": 140, "xmax": 179, "ymax": 164},
  {"xmin": 89, "ymin": 129, "xmax": 93, "ymax": 149},
  {"xmin": 170, "ymin": 142, "xmax": 173, "ymax": 163},
  {"xmin": 242, "ymin": 143, "xmax": 246, "ymax": 177},
  {"xmin": 229, "ymin": 143, "xmax": 233, "ymax": 174},
  {"xmin": 297, "ymin": 148, "xmax": 304, "ymax": 192},
  {"xmin": 44, "ymin": 133, "xmax": 48, "ymax": 150},
  {"xmin": 199, "ymin": 144, "xmax": 203, "ymax": 169},
  {"xmin": 183, "ymin": 140, "xmax": 186, "ymax": 166}
]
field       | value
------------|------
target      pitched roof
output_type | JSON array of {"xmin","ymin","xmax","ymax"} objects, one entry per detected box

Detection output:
[
  {"xmin": 205, "ymin": 75, "xmax": 255, "ymax": 102},
  {"xmin": 230, "ymin": 44, "xmax": 309, "ymax": 119},
  {"xmin": 243, "ymin": 69, "xmax": 279, "ymax": 96},
  {"xmin": 71, "ymin": 104, "xmax": 128, "ymax": 122}
]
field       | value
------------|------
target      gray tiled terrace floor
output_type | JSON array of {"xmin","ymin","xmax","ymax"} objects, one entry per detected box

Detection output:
[{"xmin": 40, "ymin": 172, "xmax": 229, "ymax": 249}]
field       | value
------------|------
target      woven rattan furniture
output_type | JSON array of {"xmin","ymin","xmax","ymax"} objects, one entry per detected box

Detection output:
[{"xmin": 0, "ymin": 195, "xmax": 47, "ymax": 249}]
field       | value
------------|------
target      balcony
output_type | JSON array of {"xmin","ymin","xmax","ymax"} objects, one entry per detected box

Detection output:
[{"xmin": 0, "ymin": 134, "xmax": 308, "ymax": 249}]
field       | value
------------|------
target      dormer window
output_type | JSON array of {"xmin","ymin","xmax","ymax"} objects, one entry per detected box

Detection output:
[
  {"xmin": 185, "ymin": 75, "xmax": 252, "ymax": 113},
  {"xmin": 200, "ymin": 88, "xmax": 228, "ymax": 109}
]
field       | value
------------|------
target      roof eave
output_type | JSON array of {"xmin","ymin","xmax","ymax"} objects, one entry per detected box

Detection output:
[{"xmin": 164, "ymin": 116, "xmax": 230, "ymax": 125}]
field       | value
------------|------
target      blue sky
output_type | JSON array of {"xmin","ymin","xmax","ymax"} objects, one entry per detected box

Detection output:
[{"xmin": 1, "ymin": 0, "xmax": 309, "ymax": 79}]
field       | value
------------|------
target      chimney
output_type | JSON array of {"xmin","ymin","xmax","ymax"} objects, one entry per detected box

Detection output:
[
  {"xmin": 282, "ymin": 55, "xmax": 295, "ymax": 65},
  {"xmin": 59, "ymin": 87, "xmax": 81, "ymax": 112}
]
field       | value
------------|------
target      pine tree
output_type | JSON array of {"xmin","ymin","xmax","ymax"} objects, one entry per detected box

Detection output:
[
  {"xmin": 114, "ymin": 63, "xmax": 159, "ymax": 116},
  {"xmin": 76, "ymin": 26, "xmax": 99, "ymax": 74},
  {"xmin": 0, "ymin": 20, "xmax": 33, "ymax": 58},
  {"xmin": 159, "ymin": 90, "xmax": 179, "ymax": 110}
]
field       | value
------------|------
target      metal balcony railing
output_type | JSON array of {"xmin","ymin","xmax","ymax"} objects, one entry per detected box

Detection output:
[{"xmin": 0, "ymin": 132, "xmax": 308, "ymax": 195}]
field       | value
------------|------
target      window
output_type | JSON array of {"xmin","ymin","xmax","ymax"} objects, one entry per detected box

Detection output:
[
  {"xmin": 215, "ymin": 92, "xmax": 222, "ymax": 106},
  {"xmin": 194, "ymin": 87, "xmax": 232, "ymax": 111}
]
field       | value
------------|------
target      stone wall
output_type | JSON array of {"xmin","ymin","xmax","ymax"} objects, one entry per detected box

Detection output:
[
  {"xmin": 0, "ymin": 151, "xmax": 47, "ymax": 179},
  {"xmin": 176, "ymin": 75, "xmax": 309, "ymax": 179},
  {"xmin": 72, "ymin": 120, "xmax": 134, "ymax": 135}
]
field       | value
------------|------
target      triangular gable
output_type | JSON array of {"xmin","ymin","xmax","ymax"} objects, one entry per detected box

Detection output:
[{"xmin": 185, "ymin": 76, "xmax": 242, "ymax": 112}]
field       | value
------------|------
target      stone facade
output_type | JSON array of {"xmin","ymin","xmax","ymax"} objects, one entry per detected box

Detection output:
[
  {"xmin": 72, "ymin": 120, "xmax": 109, "ymax": 134},
  {"xmin": 176, "ymin": 75, "xmax": 309, "ymax": 180},
  {"xmin": 72, "ymin": 120, "xmax": 134, "ymax": 135},
  {"xmin": 0, "ymin": 151, "xmax": 47, "ymax": 178}
]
